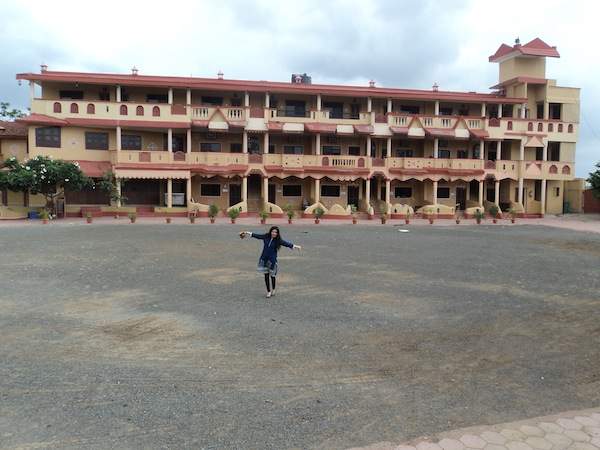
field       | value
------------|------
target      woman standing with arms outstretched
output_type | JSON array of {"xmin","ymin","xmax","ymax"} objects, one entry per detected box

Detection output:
[{"xmin": 239, "ymin": 226, "xmax": 301, "ymax": 298}]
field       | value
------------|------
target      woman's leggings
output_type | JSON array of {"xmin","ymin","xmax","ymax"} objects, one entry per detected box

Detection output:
[{"xmin": 264, "ymin": 274, "xmax": 276, "ymax": 291}]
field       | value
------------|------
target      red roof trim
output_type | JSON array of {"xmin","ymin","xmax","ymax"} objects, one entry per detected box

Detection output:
[
  {"xmin": 489, "ymin": 37, "xmax": 559, "ymax": 62},
  {"xmin": 305, "ymin": 123, "xmax": 337, "ymax": 134}
]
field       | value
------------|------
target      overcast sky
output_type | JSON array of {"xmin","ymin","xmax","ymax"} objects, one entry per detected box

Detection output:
[{"xmin": 1, "ymin": 0, "xmax": 598, "ymax": 177}]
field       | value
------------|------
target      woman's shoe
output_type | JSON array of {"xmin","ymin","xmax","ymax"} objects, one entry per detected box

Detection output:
[
  {"xmin": 266, "ymin": 291, "xmax": 272, "ymax": 298},
  {"xmin": 271, "ymin": 289, "xmax": 276, "ymax": 297}
]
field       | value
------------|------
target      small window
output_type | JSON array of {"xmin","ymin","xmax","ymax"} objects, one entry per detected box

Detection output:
[
  {"xmin": 555, "ymin": 187, "xmax": 560, "ymax": 197},
  {"xmin": 230, "ymin": 143, "xmax": 243, "ymax": 153},
  {"xmin": 136, "ymin": 105, "xmax": 144, "ymax": 116},
  {"xmin": 120, "ymin": 104, "xmax": 128, "ymax": 115},
  {"xmin": 568, "ymin": 124, "xmax": 573, "ymax": 133},
  {"xmin": 152, "ymin": 106, "xmax": 160, "ymax": 117},
  {"xmin": 268, "ymin": 144, "xmax": 275, "ymax": 154},
  {"xmin": 85, "ymin": 132, "xmax": 109, "ymax": 150},
  {"xmin": 437, "ymin": 187, "xmax": 450, "ymax": 198},
  {"xmin": 70, "ymin": 103, "xmax": 79, "ymax": 113},
  {"xmin": 548, "ymin": 123, "xmax": 554, "ymax": 132},
  {"xmin": 35, "ymin": 126, "xmax": 61, "ymax": 148},
  {"xmin": 548, "ymin": 142, "xmax": 560, "ymax": 161},
  {"xmin": 321, "ymin": 185, "xmax": 340, "ymax": 197},
  {"xmin": 283, "ymin": 185, "xmax": 302, "ymax": 197},
  {"xmin": 59, "ymin": 90, "xmax": 83, "ymax": 100},
  {"xmin": 348, "ymin": 146, "xmax": 361, "ymax": 156},
  {"xmin": 146, "ymin": 94, "xmax": 168, "ymax": 103},
  {"xmin": 457, "ymin": 150, "xmax": 468, "ymax": 159},
  {"xmin": 53, "ymin": 102, "xmax": 62, "ymax": 113},
  {"xmin": 528, "ymin": 122, "xmax": 533, "ymax": 131},
  {"xmin": 534, "ymin": 180, "xmax": 542, "ymax": 201},
  {"xmin": 86, "ymin": 103, "xmax": 95, "ymax": 114},
  {"xmin": 558, "ymin": 124, "xmax": 563, "ymax": 132},
  {"xmin": 200, "ymin": 184, "xmax": 221, "ymax": 196},
  {"xmin": 549, "ymin": 103, "xmax": 561, "ymax": 120},
  {"xmin": 322, "ymin": 146, "xmax": 341, "ymax": 155},
  {"xmin": 438, "ymin": 149, "xmax": 450, "ymax": 158},
  {"xmin": 283, "ymin": 145, "xmax": 303, "ymax": 155},
  {"xmin": 122, "ymin": 134, "xmax": 142, "ymax": 150},
  {"xmin": 200, "ymin": 142, "xmax": 221, "ymax": 152},
  {"xmin": 537, "ymin": 122, "xmax": 543, "ymax": 132},
  {"xmin": 395, "ymin": 187, "xmax": 412, "ymax": 198},
  {"xmin": 507, "ymin": 121, "xmax": 513, "ymax": 130}
]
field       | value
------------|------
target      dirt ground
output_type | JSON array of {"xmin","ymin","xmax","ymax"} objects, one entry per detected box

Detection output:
[{"xmin": 0, "ymin": 223, "xmax": 599, "ymax": 449}]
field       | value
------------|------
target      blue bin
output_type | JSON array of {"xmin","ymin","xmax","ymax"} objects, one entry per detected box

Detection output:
[{"xmin": 28, "ymin": 211, "xmax": 40, "ymax": 219}]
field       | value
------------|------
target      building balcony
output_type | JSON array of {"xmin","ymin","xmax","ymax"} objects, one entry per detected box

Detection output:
[
  {"xmin": 110, "ymin": 150, "xmax": 249, "ymax": 167},
  {"xmin": 485, "ymin": 159, "xmax": 574, "ymax": 180},
  {"xmin": 485, "ymin": 117, "xmax": 578, "ymax": 141},
  {"xmin": 263, "ymin": 154, "xmax": 371, "ymax": 171}
]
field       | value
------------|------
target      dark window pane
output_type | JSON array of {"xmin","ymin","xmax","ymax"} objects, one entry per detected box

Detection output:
[
  {"xmin": 200, "ymin": 184, "xmax": 221, "ymax": 196},
  {"xmin": 59, "ymin": 90, "xmax": 83, "ymax": 100},
  {"xmin": 322, "ymin": 146, "xmax": 341, "ymax": 156},
  {"xmin": 200, "ymin": 143, "xmax": 221, "ymax": 152},
  {"xmin": 35, "ymin": 127, "xmax": 61, "ymax": 148},
  {"xmin": 282, "ymin": 185, "xmax": 302, "ymax": 197},
  {"xmin": 146, "ymin": 94, "xmax": 168, "ymax": 103},
  {"xmin": 230, "ymin": 143, "xmax": 243, "ymax": 153},
  {"xmin": 348, "ymin": 146, "xmax": 360, "ymax": 156},
  {"xmin": 283, "ymin": 145, "xmax": 303, "ymax": 155},
  {"xmin": 437, "ymin": 187, "xmax": 450, "ymax": 198},
  {"xmin": 395, "ymin": 187, "xmax": 412, "ymax": 198},
  {"xmin": 85, "ymin": 132, "xmax": 109, "ymax": 150},
  {"xmin": 438, "ymin": 149, "xmax": 450, "ymax": 158},
  {"xmin": 321, "ymin": 185, "xmax": 340, "ymax": 197},
  {"xmin": 201, "ymin": 96, "xmax": 223, "ymax": 106},
  {"xmin": 122, "ymin": 134, "xmax": 141, "ymax": 150}
]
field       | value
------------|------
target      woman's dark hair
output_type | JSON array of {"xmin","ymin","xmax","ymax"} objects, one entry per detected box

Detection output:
[{"xmin": 268, "ymin": 226, "xmax": 283, "ymax": 249}]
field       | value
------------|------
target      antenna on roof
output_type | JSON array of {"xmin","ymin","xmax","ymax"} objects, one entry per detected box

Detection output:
[
  {"xmin": 217, "ymin": 70, "xmax": 224, "ymax": 80},
  {"xmin": 131, "ymin": 66, "xmax": 139, "ymax": 76},
  {"xmin": 515, "ymin": 37, "xmax": 521, "ymax": 46},
  {"xmin": 40, "ymin": 63, "xmax": 48, "ymax": 73},
  {"xmin": 369, "ymin": 80, "xmax": 376, "ymax": 88},
  {"xmin": 432, "ymin": 82, "xmax": 439, "ymax": 92}
]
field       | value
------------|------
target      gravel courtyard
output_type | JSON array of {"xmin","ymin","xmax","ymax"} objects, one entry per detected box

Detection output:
[{"xmin": 1, "ymin": 223, "xmax": 599, "ymax": 449}]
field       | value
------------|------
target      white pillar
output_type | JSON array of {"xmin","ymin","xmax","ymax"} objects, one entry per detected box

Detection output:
[
  {"xmin": 242, "ymin": 176, "xmax": 248, "ymax": 203},
  {"xmin": 466, "ymin": 185, "xmax": 471, "ymax": 201},
  {"xmin": 432, "ymin": 180, "xmax": 438, "ymax": 205},
  {"xmin": 186, "ymin": 177, "xmax": 192, "ymax": 205},
  {"xmin": 167, "ymin": 128, "xmax": 173, "ymax": 152},
  {"xmin": 387, "ymin": 99, "xmax": 392, "ymax": 113},
  {"xmin": 543, "ymin": 102, "xmax": 549, "ymax": 120},
  {"xmin": 542, "ymin": 141, "xmax": 548, "ymax": 161},
  {"xmin": 29, "ymin": 81, "xmax": 35, "ymax": 102},
  {"xmin": 385, "ymin": 179, "xmax": 391, "ymax": 206},
  {"xmin": 480, "ymin": 139, "xmax": 485, "ymax": 160},
  {"xmin": 242, "ymin": 131, "xmax": 248, "ymax": 153},
  {"xmin": 433, "ymin": 138, "xmax": 439, "ymax": 158},
  {"xmin": 317, "ymin": 94, "xmax": 322, "ymax": 111},
  {"xmin": 116, "ymin": 179, "xmax": 122, "ymax": 208},
  {"xmin": 541, "ymin": 179, "xmax": 546, "ymax": 215},
  {"xmin": 497, "ymin": 140, "xmax": 502, "ymax": 160},
  {"xmin": 367, "ymin": 97, "xmax": 372, "ymax": 112},
  {"xmin": 386, "ymin": 137, "xmax": 392, "ymax": 158},
  {"xmin": 498, "ymin": 104, "xmax": 503, "ymax": 119},
  {"xmin": 365, "ymin": 178, "xmax": 371, "ymax": 208},
  {"xmin": 519, "ymin": 139, "xmax": 525, "ymax": 160},
  {"xmin": 315, "ymin": 133, "xmax": 321, "ymax": 155},
  {"xmin": 434, "ymin": 101, "xmax": 440, "ymax": 116},
  {"xmin": 520, "ymin": 103, "xmax": 527, "ymax": 119},
  {"xmin": 262, "ymin": 177, "xmax": 269, "ymax": 205},
  {"xmin": 116, "ymin": 85, "xmax": 121, "ymax": 103},
  {"xmin": 116, "ymin": 126, "xmax": 122, "ymax": 151},
  {"xmin": 494, "ymin": 180, "xmax": 500, "ymax": 206},
  {"xmin": 314, "ymin": 178, "xmax": 320, "ymax": 204},
  {"xmin": 167, "ymin": 178, "xmax": 173, "ymax": 208},
  {"xmin": 186, "ymin": 89, "xmax": 191, "ymax": 105},
  {"xmin": 265, "ymin": 93, "xmax": 270, "ymax": 108},
  {"xmin": 481, "ymin": 103, "xmax": 486, "ymax": 117},
  {"xmin": 478, "ymin": 180, "xmax": 484, "ymax": 206},
  {"xmin": 244, "ymin": 91, "xmax": 250, "ymax": 108},
  {"xmin": 518, "ymin": 178, "xmax": 524, "ymax": 204},
  {"xmin": 168, "ymin": 88, "xmax": 173, "ymax": 105},
  {"xmin": 263, "ymin": 132, "xmax": 269, "ymax": 154},
  {"xmin": 366, "ymin": 136, "xmax": 372, "ymax": 157},
  {"xmin": 186, "ymin": 128, "xmax": 192, "ymax": 153}
]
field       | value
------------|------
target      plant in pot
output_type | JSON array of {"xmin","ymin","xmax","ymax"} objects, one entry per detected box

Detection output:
[
  {"xmin": 350, "ymin": 205, "xmax": 358, "ymax": 224},
  {"xmin": 285, "ymin": 204, "xmax": 294, "ymax": 224},
  {"xmin": 86, "ymin": 212, "xmax": 93, "ymax": 224},
  {"xmin": 474, "ymin": 209, "xmax": 485, "ymax": 224},
  {"xmin": 39, "ymin": 209, "xmax": 49, "ymax": 224},
  {"xmin": 208, "ymin": 204, "xmax": 219, "ymax": 224},
  {"xmin": 427, "ymin": 211, "xmax": 435, "ymax": 224},
  {"xmin": 313, "ymin": 206, "xmax": 324, "ymax": 224},
  {"xmin": 379, "ymin": 204, "xmax": 388, "ymax": 224},
  {"xmin": 165, "ymin": 217, "xmax": 172, "ymax": 224},
  {"xmin": 128, "ymin": 212, "xmax": 137, "ymax": 223},
  {"xmin": 228, "ymin": 207, "xmax": 240, "ymax": 224},
  {"xmin": 489, "ymin": 205, "xmax": 500, "ymax": 224},
  {"xmin": 405, "ymin": 211, "xmax": 411, "ymax": 225},
  {"xmin": 259, "ymin": 210, "xmax": 269, "ymax": 225},
  {"xmin": 508, "ymin": 208, "xmax": 517, "ymax": 224},
  {"xmin": 189, "ymin": 212, "xmax": 196, "ymax": 224},
  {"xmin": 455, "ymin": 214, "xmax": 461, "ymax": 224}
]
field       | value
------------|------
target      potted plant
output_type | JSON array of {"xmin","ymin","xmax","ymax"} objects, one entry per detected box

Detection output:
[
  {"xmin": 189, "ymin": 212, "xmax": 196, "ymax": 224},
  {"xmin": 509, "ymin": 208, "xmax": 517, "ymax": 224},
  {"xmin": 228, "ymin": 207, "xmax": 240, "ymax": 224},
  {"xmin": 39, "ymin": 209, "xmax": 49, "ymax": 225},
  {"xmin": 259, "ymin": 210, "xmax": 269, "ymax": 225},
  {"xmin": 405, "ymin": 211, "xmax": 411, "ymax": 225},
  {"xmin": 474, "ymin": 209, "xmax": 485, "ymax": 224},
  {"xmin": 86, "ymin": 212, "xmax": 93, "ymax": 224},
  {"xmin": 489, "ymin": 205, "xmax": 500, "ymax": 224},
  {"xmin": 350, "ymin": 205, "xmax": 358, "ymax": 224},
  {"xmin": 455, "ymin": 215, "xmax": 461, "ymax": 224},
  {"xmin": 208, "ymin": 204, "xmax": 219, "ymax": 224},
  {"xmin": 428, "ymin": 214, "xmax": 434, "ymax": 225},
  {"xmin": 165, "ymin": 217, "xmax": 172, "ymax": 224},
  {"xmin": 285, "ymin": 204, "xmax": 295, "ymax": 224},
  {"xmin": 313, "ymin": 206, "xmax": 324, "ymax": 224},
  {"xmin": 128, "ymin": 212, "xmax": 137, "ymax": 223},
  {"xmin": 379, "ymin": 204, "xmax": 387, "ymax": 224}
]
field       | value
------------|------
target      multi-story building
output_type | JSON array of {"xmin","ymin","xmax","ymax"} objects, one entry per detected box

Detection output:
[{"xmin": 11, "ymin": 37, "xmax": 580, "ymax": 218}]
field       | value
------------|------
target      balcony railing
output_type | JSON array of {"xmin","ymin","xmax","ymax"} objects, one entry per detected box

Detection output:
[
  {"xmin": 386, "ymin": 157, "xmax": 484, "ymax": 171},
  {"xmin": 263, "ymin": 154, "xmax": 370, "ymax": 169}
]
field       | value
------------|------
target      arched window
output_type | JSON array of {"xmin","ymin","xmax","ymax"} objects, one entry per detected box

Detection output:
[
  {"xmin": 86, "ymin": 103, "xmax": 95, "ymax": 114},
  {"xmin": 558, "ymin": 124, "xmax": 563, "ymax": 132},
  {"xmin": 120, "ymin": 104, "xmax": 128, "ymax": 115},
  {"xmin": 507, "ymin": 121, "xmax": 513, "ymax": 130},
  {"xmin": 70, "ymin": 103, "xmax": 79, "ymax": 113},
  {"xmin": 549, "ymin": 165, "xmax": 558, "ymax": 174},
  {"xmin": 562, "ymin": 165, "xmax": 571, "ymax": 174},
  {"xmin": 548, "ymin": 123, "xmax": 553, "ymax": 132},
  {"xmin": 152, "ymin": 106, "xmax": 160, "ymax": 117},
  {"xmin": 53, "ymin": 102, "xmax": 62, "ymax": 113},
  {"xmin": 136, "ymin": 105, "xmax": 144, "ymax": 116},
  {"xmin": 528, "ymin": 122, "xmax": 533, "ymax": 131},
  {"xmin": 537, "ymin": 122, "xmax": 543, "ymax": 132},
  {"xmin": 568, "ymin": 124, "xmax": 573, "ymax": 133}
]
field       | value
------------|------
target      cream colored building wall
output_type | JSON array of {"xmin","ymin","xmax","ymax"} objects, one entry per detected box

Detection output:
[
  {"xmin": 190, "ymin": 132, "xmax": 244, "ymax": 153},
  {"xmin": 191, "ymin": 175, "xmax": 242, "ymax": 210},
  {"xmin": 1, "ymin": 139, "xmax": 28, "ymax": 161},
  {"xmin": 29, "ymin": 126, "xmax": 113, "ymax": 161},
  {"xmin": 499, "ymin": 57, "xmax": 546, "ymax": 82},
  {"xmin": 390, "ymin": 180, "xmax": 425, "ymax": 206},
  {"xmin": 559, "ymin": 142, "xmax": 576, "ymax": 162},
  {"xmin": 271, "ymin": 178, "xmax": 313, "ymax": 209},
  {"xmin": 565, "ymin": 179, "xmax": 585, "ymax": 212},
  {"xmin": 546, "ymin": 180, "xmax": 564, "ymax": 214},
  {"xmin": 41, "ymin": 82, "xmax": 111, "ymax": 101},
  {"xmin": 318, "ymin": 179, "xmax": 351, "ymax": 208},
  {"xmin": 522, "ymin": 179, "xmax": 541, "ymax": 214}
]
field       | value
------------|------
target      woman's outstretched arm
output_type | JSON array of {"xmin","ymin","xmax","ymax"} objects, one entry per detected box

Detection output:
[
  {"xmin": 239, "ymin": 231, "xmax": 266, "ymax": 239},
  {"xmin": 281, "ymin": 239, "xmax": 302, "ymax": 251}
]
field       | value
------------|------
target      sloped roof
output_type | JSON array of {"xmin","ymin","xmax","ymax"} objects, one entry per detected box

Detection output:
[
  {"xmin": 489, "ymin": 38, "xmax": 559, "ymax": 62},
  {"xmin": 0, "ymin": 120, "xmax": 28, "ymax": 138}
]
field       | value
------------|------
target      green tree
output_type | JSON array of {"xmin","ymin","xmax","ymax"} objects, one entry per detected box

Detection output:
[
  {"xmin": 0, "ymin": 102, "xmax": 27, "ymax": 120},
  {"xmin": 95, "ymin": 171, "xmax": 127, "ymax": 204},
  {"xmin": 0, "ymin": 156, "xmax": 92, "ymax": 214},
  {"xmin": 589, "ymin": 162, "xmax": 600, "ymax": 199}
]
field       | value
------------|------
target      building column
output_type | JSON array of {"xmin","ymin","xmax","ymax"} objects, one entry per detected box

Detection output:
[
  {"xmin": 244, "ymin": 91, "xmax": 250, "ymax": 108},
  {"xmin": 434, "ymin": 100, "xmax": 440, "ymax": 116},
  {"xmin": 315, "ymin": 133, "xmax": 321, "ymax": 155},
  {"xmin": 263, "ymin": 132, "xmax": 269, "ymax": 154},
  {"xmin": 543, "ymin": 101, "xmax": 549, "ymax": 120},
  {"xmin": 518, "ymin": 178, "xmax": 524, "ymax": 204},
  {"xmin": 316, "ymin": 94, "xmax": 322, "ymax": 111},
  {"xmin": 242, "ymin": 131, "xmax": 248, "ymax": 153},
  {"xmin": 116, "ymin": 126, "xmax": 122, "ymax": 151},
  {"xmin": 385, "ymin": 179, "xmax": 391, "ymax": 206},
  {"xmin": 242, "ymin": 176, "xmax": 248, "ymax": 203},
  {"xmin": 478, "ymin": 180, "xmax": 484, "ymax": 206},
  {"xmin": 262, "ymin": 176, "xmax": 269, "ymax": 205},
  {"xmin": 432, "ymin": 180, "xmax": 438, "ymax": 205},
  {"xmin": 498, "ymin": 104, "xmax": 503, "ymax": 119},
  {"xmin": 358, "ymin": 179, "xmax": 363, "ymax": 200},
  {"xmin": 186, "ymin": 128, "xmax": 192, "ymax": 153},
  {"xmin": 167, "ymin": 178, "xmax": 173, "ymax": 208},
  {"xmin": 519, "ymin": 139, "xmax": 525, "ymax": 160},
  {"xmin": 366, "ymin": 135, "xmax": 372, "ymax": 157},
  {"xmin": 386, "ymin": 137, "xmax": 392, "ymax": 158},
  {"xmin": 520, "ymin": 103, "xmax": 527, "ymax": 119},
  {"xmin": 541, "ymin": 179, "xmax": 547, "ymax": 216},
  {"xmin": 29, "ymin": 81, "xmax": 35, "ymax": 102},
  {"xmin": 116, "ymin": 85, "xmax": 121, "ymax": 103},
  {"xmin": 186, "ymin": 88, "xmax": 191, "ymax": 105},
  {"xmin": 494, "ymin": 180, "xmax": 500, "ymax": 206},
  {"xmin": 387, "ymin": 98, "xmax": 392, "ymax": 114},
  {"xmin": 265, "ymin": 92, "xmax": 270, "ymax": 108},
  {"xmin": 186, "ymin": 177, "xmax": 192, "ymax": 205},
  {"xmin": 466, "ymin": 184, "xmax": 471, "ymax": 201},
  {"xmin": 168, "ymin": 88, "xmax": 173, "ymax": 105},
  {"xmin": 367, "ymin": 97, "xmax": 372, "ymax": 113},
  {"xmin": 116, "ymin": 179, "xmax": 122, "ymax": 208},
  {"xmin": 314, "ymin": 178, "xmax": 320, "ymax": 204},
  {"xmin": 542, "ymin": 141, "xmax": 548, "ymax": 161},
  {"xmin": 167, "ymin": 128, "xmax": 173, "ymax": 152},
  {"xmin": 365, "ymin": 178, "xmax": 371, "ymax": 207},
  {"xmin": 497, "ymin": 140, "xmax": 502, "ymax": 160},
  {"xmin": 481, "ymin": 103, "xmax": 486, "ymax": 117},
  {"xmin": 433, "ymin": 138, "xmax": 439, "ymax": 158},
  {"xmin": 480, "ymin": 139, "xmax": 485, "ymax": 160}
]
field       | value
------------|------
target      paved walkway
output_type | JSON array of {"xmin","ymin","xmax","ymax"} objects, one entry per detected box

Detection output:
[{"xmin": 349, "ymin": 407, "xmax": 600, "ymax": 450}]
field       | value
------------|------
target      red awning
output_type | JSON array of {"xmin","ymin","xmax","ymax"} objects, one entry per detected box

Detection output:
[
  {"xmin": 268, "ymin": 122, "xmax": 284, "ymax": 131},
  {"xmin": 424, "ymin": 128, "xmax": 455, "ymax": 138},
  {"xmin": 17, "ymin": 113, "xmax": 67, "ymax": 126},
  {"xmin": 305, "ymin": 123, "xmax": 337, "ymax": 134},
  {"xmin": 353, "ymin": 124, "xmax": 374, "ymax": 134},
  {"xmin": 76, "ymin": 160, "xmax": 112, "ymax": 178},
  {"xmin": 469, "ymin": 129, "xmax": 489, "ymax": 139},
  {"xmin": 389, "ymin": 126, "xmax": 409, "ymax": 135}
]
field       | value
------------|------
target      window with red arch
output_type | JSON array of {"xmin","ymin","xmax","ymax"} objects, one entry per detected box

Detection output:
[
  {"xmin": 537, "ymin": 122, "xmax": 543, "ymax": 132},
  {"xmin": 53, "ymin": 102, "xmax": 62, "ymax": 113},
  {"xmin": 558, "ymin": 124, "xmax": 563, "ymax": 132},
  {"xmin": 86, "ymin": 104, "xmax": 95, "ymax": 114},
  {"xmin": 568, "ymin": 124, "xmax": 573, "ymax": 133},
  {"xmin": 136, "ymin": 105, "xmax": 144, "ymax": 116},
  {"xmin": 548, "ymin": 123, "xmax": 553, "ymax": 132},
  {"xmin": 549, "ymin": 165, "xmax": 558, "ymax": 174},
  {"xmin": 120, "ymin": 105, "xmax": 128, "ymax": 115},
  {"xmin": 561, "ymin": 165, "xmax": 570, "ymax": 174},
  {"xmin": 528, "ymin": 122, "xmax": 533, "ymax": 131},
  {"xmin": 152, "ymin": 106, "xmax": 160, "ymax": 117},
  {"xmin": 70, "ymin": 103, "xmax": 79, "ymax": 113},
  {"xmin": 507, "ymin": 121, "xmax": 513, "ymax": 130}
]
